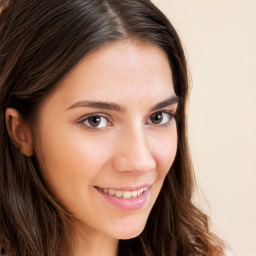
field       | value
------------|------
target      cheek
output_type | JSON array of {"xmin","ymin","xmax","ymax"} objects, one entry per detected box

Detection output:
[
  {"xmin": 150, "ymin": 127, "xmax": 178, "ymax": 176},
  {"xmin": 35, "ymin": 125, "xmax": 114, "ymax": 194},
  {"xmin": 147, "ymin": 127, "xmax": 177, "ymax": 210}
]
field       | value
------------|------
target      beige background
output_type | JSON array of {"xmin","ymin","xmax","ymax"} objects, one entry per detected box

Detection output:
[{"xmin": 152, "ymin": 0, "xmax": 256, "ymax": 255}]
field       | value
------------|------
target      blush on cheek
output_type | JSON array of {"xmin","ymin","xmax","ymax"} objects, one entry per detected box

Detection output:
[{"xmin": 156, "ymin": 140, "xmax": 177, "ymax": 172}]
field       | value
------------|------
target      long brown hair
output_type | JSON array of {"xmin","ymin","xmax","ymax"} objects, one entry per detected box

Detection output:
[{"xmin": 0, "ymin": 0, "xmax": 223, "ymax": 255}]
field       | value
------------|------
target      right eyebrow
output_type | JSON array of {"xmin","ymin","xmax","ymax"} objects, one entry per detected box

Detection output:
[{"xmin": 67, "ymin": 100, "xmax": 125, "ymax": 112}]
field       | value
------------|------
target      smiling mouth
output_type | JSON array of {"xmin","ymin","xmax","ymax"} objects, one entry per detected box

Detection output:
[{"xmin": 94, "ymin": 186, "xmax": 148, "ymax": 199}]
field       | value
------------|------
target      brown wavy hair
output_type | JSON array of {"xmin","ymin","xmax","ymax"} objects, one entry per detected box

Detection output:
[{"xmin": 0, "ymin": 0, "xmax": 224, "ymax": 255}]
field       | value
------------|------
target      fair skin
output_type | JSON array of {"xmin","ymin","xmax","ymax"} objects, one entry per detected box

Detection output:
[{"xmin": 6, "ymin": 40, "xmax": 178, "ymax": 256}]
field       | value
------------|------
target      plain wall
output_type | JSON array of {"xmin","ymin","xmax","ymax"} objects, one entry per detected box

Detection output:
[{"xmin": 152, "ymin": 1, "xmax": 256, "ymax": 256}]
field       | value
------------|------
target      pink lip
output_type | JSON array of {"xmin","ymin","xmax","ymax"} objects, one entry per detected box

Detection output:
[{"xmin": 95, "ymin": 185, "xmax": 151, "ymax": 210}]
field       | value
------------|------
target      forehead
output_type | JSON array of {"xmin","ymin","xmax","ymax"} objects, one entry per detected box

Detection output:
[{"xmin": 46, "ymin": 40, "xmax": 175, "ymax": 109}]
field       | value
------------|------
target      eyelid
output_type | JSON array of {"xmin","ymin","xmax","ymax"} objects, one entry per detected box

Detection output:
[
  {"xmin": 76, "ymin": 111, "xmax": 111, "ymax": 121},
  {"xmin": 150, "ymin": 108, "xmax": 177, "ymax": 117}
]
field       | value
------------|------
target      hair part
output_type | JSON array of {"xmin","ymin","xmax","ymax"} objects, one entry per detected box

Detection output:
[{"xmin": 0, "ymin": 0, "xmax": 223, "ymax": 255}]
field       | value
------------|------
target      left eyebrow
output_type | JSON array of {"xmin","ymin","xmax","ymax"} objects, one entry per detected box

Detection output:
[{"xmin": 150, "ymin": 95, "xmax": 179, "ymax": 112}]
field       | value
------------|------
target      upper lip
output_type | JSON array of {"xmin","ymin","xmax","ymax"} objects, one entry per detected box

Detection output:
[{"xmin": 95, "ymin": 184, "xmax": 152, "ymax": 191}]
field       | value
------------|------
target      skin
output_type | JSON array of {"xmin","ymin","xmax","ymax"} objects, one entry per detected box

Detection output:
[{"xmin": 7, "ymin": 40, "xmax": 178, "ymax": 256}]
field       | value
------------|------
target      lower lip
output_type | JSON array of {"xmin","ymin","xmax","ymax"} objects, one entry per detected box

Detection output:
[{"xmin": 95, "ymin": 187, "xmax": 151, "ymax": 210}]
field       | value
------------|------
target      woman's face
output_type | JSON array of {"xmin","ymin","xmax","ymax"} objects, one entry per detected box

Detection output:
[{"xmin": 35, "ymin": 40, "xmax": 178, "ymax": 240}]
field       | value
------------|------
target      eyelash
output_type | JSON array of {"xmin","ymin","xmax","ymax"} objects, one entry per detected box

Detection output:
[{"xmin": 77, "ymin": 110, "xmax": 176, "ymax": 131}]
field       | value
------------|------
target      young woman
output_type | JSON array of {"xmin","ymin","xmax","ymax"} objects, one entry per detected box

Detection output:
[{"xmin": 0, "ymin": 1, "xmax": 233, "ymax": 255}]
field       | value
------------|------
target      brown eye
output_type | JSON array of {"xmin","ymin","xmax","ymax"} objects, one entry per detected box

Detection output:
[
  {"xmin": 149, "ymin": 111, "xmax": 173, "ymax": 125},
  {"xmin": 150, "ymin": 112, "xmax": 163, "ymax": 124},
  {"xmin": 84, "ymin": 116, "xmax": 108, "ymax": 128},
  {"xmin": 88, "ymin": 116, "xmax": 101, "ymax": 127}
]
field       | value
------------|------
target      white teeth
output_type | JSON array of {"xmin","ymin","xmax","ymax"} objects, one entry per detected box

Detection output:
[
  {"xmin": 114, "ymin": 191, "xmax": 123, "ymax": 197},
  {"xmin": 131, "ymin": 191, "xmax": 138, "ymax": 197},
  {"xmin": 138, "ymin": 188, "xmax": 143, "ymax": 195},
  {"xmin": 97, "ymin": 186, "xmax": 148, "ymax": 199},
  {"xmin": 123, "ymin": 191, "xmax": 132, "ymax": 199},
  {"xmin": 109, "ymin": 189, "xmax": 115, "ymax": 195}
]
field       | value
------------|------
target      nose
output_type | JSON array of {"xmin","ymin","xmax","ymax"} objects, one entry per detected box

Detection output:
[{"xmin": 113, "ymin": 126, "xmax": 156, "ymax": 173}]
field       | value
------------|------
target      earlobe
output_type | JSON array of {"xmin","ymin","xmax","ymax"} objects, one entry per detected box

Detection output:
[{"xmin": 5, "ymin": 108, "xmax": 34, "ymax": 156}]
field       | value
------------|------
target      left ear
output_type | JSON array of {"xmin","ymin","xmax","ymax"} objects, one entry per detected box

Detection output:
[{"xmin": 5, "ymin": 108, "xmax": 34, "ymax": 156}]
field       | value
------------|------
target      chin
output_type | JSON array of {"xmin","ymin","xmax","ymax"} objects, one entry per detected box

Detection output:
[
  {"xmin": 116, "ymin": 229, "xmax": 144, "ymax": 240},
  {"xmin": 111, "ymin": 218, "xmax": 147, "ymax": 240}
]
